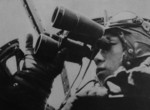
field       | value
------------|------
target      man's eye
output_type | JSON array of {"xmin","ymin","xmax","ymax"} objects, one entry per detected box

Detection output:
[
  {"xmin": 101, "ymin": 42, "xmax": 118, "ymax": 51},
  {"xmin": 101, "ymin": 44, "xmax": 112, "ymax": 51}
]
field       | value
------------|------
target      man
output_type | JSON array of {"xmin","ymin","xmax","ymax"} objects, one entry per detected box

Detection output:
[{"xmin": 61, "ymin": 11, "xmax": 150, "ymax": 110}]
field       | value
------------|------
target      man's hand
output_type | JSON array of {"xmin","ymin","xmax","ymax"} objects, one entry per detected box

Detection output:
[
  {"xmin": 16, "ymin": 34, "xmax": 67, "ymax": 94},
  {"xmin": 4, "ymin": 34, "xmax": 67, "ymax": 110}
]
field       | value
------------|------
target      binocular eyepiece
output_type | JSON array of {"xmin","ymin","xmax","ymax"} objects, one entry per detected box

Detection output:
[{"xmin": 34, "ymin": 6, "xmax": 105, "ymax": 63}]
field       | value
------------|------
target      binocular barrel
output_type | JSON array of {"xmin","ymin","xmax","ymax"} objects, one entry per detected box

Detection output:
[
  {"xmin": 34, "ymin": 34, "xmax": 91, "ymax": 63},
  {"xmin": 34, "ymin": 6, "xmax": 105, "ymax": 63},
  {"xmin": 51, "ymin": 6, "xmax": 104, "ymax": 45}
]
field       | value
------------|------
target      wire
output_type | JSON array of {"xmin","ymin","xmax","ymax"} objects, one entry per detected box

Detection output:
[
  {"xmin": 58, "ymin": 47, "xmax": 98, "ymax": 110},
  {"xmin": 75, "ymin": 59, "xmax": 93, "ymax": 91},
  {"xmin": 70, "ymin": 63, "xmax": 83, "ymax": 89},
  {"xmin": 75, "ymin": 47, "xmax": 98, "ymax": 92},
  {"xmin": 64, "ymin": 62, "xmax": 83, "ymax": 100},
  {"xmin": 75, "ymin": 79, "xmax": 97, "ymax": 93},
  {"xmin": 58, "ymin": 62, "xmax": 83, "ymax": 110}
]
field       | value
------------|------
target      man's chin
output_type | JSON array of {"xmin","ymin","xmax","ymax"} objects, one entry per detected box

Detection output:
[{"xmin": 96, "ymin": 71, "xmax": 109, "ymax": 83}]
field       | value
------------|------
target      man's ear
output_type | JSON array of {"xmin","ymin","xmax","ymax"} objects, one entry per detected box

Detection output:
[
  {"xmin": 117, "ymin": 31, "xmax": 127, "ymax": 51},
  {"xmin": 117, "ymin": 31, "xmax": 131, "ymax": 69},
  {"xmin": 118, "ymin": 31, "xmax": 124, "ymax": 36},
  {"xmin": 118, "ymin": 31, "xmax": 125, "ymax": 39}
]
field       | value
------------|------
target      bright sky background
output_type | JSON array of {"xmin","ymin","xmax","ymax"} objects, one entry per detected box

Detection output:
[{"xmin": 0, "ymin": 0, "xmax": 150, "ymax": 109}]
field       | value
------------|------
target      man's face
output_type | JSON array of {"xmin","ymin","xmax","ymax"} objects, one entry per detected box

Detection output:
[{"xmin": 94, "ymin": 33, "xmax": 124, "ymax": 82}]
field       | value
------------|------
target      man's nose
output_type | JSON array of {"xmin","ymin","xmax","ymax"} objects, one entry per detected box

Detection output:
[{"xmin": 94, "ymin": 51, "xmax": 105, "ymax": 65}]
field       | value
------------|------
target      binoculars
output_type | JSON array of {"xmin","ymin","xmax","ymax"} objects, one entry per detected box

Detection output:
[{"xmin": 34, "ymin": 6, "xmax": 104, "ymax": 63}]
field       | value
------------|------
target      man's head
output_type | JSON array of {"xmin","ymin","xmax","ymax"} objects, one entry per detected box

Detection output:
[{"xmin": 94, "ymin": 11, "xmax": 150, "ymax": 82}]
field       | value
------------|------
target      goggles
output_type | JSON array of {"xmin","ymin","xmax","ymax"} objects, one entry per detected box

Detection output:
[{"xmin": 105, "ymin": 11, "xmax": 150, "ymax": 35}]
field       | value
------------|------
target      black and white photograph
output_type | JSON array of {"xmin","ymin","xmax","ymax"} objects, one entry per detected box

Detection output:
[{"xmin": 0, "ymin": 0, "xmax": 150, "ymax": 110}]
